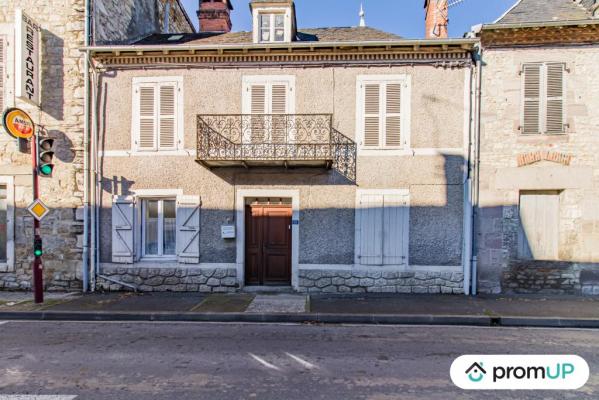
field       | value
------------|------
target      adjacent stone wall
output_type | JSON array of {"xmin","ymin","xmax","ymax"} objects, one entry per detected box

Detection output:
[
  {"xmin": 95, "ymin": 0, "xmax": 194, "ymax": 45},
  {"xmin": 298, "ymin": 269, "xmax": 464, "ymax": 294},
  {"xmin": 98, "ymin": 265, "xmax": 237, "ymax": 292}
]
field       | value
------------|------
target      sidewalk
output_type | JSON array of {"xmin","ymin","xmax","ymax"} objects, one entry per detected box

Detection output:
[{"xmin": 1, "ymin": 291, "xmax": 599, "ymax": 328}]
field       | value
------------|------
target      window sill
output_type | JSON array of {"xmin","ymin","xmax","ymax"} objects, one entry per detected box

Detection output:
[
  {"xmin": 516, "ymin": 134, "xmax": 569, "ymax": 144},
  {"xmin": 100, "ymin": 149, "xmax": 195, "ymax": 157}
]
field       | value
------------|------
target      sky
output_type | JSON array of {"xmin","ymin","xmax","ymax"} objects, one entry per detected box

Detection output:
[{"xmin": 180, "ymin": 0, "xmax": 518, "ymax": 38}]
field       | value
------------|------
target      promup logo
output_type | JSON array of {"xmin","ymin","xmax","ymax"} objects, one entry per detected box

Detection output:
[
  {"xmin": 451, "ymin": 355, "xmax": 589, "ymax": 390},
  {"xmin": 465, "ymin": 362, "xmax": 487, "ymax": 383}
]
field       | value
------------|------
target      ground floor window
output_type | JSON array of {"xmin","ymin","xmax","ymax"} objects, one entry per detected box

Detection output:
[
  {"xmin": 142, "ymin": 199, "xmax": 176, "ymax": 258},
  {"xmin": 0, "ymin": 184, "xmax": 7, "ymax": 262},
  {"xmin": 518, "ymin": 191, "xmax": 560, "ymax": 261}
]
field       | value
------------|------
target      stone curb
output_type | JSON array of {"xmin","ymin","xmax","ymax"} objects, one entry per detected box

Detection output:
[{"xmin": 0, "ymin": 311, "xmax": 597, "ymax": 328}]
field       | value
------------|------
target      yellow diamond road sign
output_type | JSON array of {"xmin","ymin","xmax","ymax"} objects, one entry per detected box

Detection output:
[{"xmin": 27, "ymin": 199, "xmax": 50, "ymax": 221}]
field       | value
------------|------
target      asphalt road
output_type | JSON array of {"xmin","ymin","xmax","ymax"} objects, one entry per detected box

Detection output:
[{"xmin": 0, "ymin": 321, "xmax": 598, "ymax": 399}]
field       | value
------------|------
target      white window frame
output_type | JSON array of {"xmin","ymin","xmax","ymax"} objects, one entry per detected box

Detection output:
[
  {"xmin": 131, "ymin": 76, "xmax": 184, "ymax": 152},
  {"xmin": 140, "ymin": 197, "xmax": 178, "ymax": 260},
  {"xmin": 0, "ymin": 176, "xmax": 15, "ymax": 271},
  {"xmin": 0, "ymin": 24, "xmax": 16, "ymax": 119},
  {"xmin": 258, "ymin": 13, "xmax": 285, "ymax": 43},
  {"xmin": 354, "ymin": 188, "xmax": 410, "ymax": 267},
  {"xmin": 252, "ymin": 6, "xmax": 292, "ymax": 43},
  {"xmin": 242, "ymin": 75, "xmax": 296, "ymax": 114},
  {"xmin": 520, "ymin": 62, "xmax": 567, "ymax": 135},
  {"xmin": 356, "ymin": 75, "xmax": 412, "ymax": 155}
]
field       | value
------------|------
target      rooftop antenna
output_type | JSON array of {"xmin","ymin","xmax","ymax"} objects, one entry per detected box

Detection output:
[{"xmin": 359, "ymin": 2, "xmax": 366, "ymax": 27}]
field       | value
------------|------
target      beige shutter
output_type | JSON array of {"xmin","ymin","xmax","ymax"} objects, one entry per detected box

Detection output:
[
  {"xmin": 358, "ymin": 193, "xmax": 384, "ymax": 265},
  {"xmin": 522, "ymin": 64, "xmax": 541, "ymax": 134},
  {"xmin": 158, "ymin": 84, "xmax": 176, "ymax": 149},
  {"xmin": 250, "ymin": 85, "xmax": 266, "ymax": 143},
  {"xmin": 363, "ymin": 84, "xmax": 380, "ymax": 147},
  {"xmin": 518, "ymin": 192, "xmax": 559, "ymax": 260},
  {"xmin": 137, "ymin": 84, "xmax": 157, "ymax": 150},
  {"xmin": 385, "ymin": 83, "xmax": 402, "ymax": 147},
  {"xmin": 176, "ymin": 195, "xmax": 201, "ymax": 264},
  {"xmin": 545, "ymin": 63, "xmax": 565, "ymax": 134},
  {"xmin": 0, "ymin": 38, "xmax": 4, "ymax": 113},
  {"xmin": 112, "ymin": 196, "xmax": 135, "ymax": 263},
  {"xmin": 271, "ymin": 84, "xmax": 288, "ymax": 143},
  {"xmin": 382, "ymin": 193, "xmax": 408, "ymax": 265}
]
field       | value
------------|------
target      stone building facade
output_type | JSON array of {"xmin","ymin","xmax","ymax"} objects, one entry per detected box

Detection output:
[
  {"xmin": 475, "ymin": 0, "xmax": 599, "ymax": 295},
  {"xmin": 89, "ymin": 0, "xmax": 475, "ymax": 294},
  {"xmin": 0, "ymin": 0, "xmax": 193, "ymax": 291}
]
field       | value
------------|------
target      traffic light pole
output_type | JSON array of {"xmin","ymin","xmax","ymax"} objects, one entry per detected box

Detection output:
[{"xmin": 31, "ymin": 131, "xmax": 44, "ymax": 304}]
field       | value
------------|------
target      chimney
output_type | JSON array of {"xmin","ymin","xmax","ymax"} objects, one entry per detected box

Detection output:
[
  {"xmin": 198, "ymin": 0, "xmax": 233, "ymax": 33},
  {"xmin": 424, "ymin": 0, "xmax": 448, "ymax": 39}
]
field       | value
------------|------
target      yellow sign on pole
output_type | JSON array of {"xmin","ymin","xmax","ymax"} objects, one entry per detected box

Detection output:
[{"xmin": 27, "ymin": 199, "xmax": 50, "ymax": 221}]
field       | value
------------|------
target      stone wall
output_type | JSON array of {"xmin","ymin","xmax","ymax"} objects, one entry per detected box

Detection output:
[
  {"xmin": 298, "ymin": 269, "xmax": 464, "ymax": 294},
  {"xmin": 98, "ymin": 265, "xmax": 237, "ymax": 292},
  {"xmin": 95, "ymin": 0, "xmax": 194, "ymax": 45},
  {"xmin": 477, "ymin": 45, "xmax": 599, "ymax": 295},
  {"xmin": 0, "ymin": 0, "xmax": 87, "ymax": 291}
]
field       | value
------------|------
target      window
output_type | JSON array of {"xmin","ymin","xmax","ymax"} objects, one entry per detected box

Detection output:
[
  {"xmin": 259, "ymin": 13, "xmax": 285, "ymax": 42},
  {"xmin": 518, "ymin": 191, "xmax": 560, "ymax": 261},
  {"xmin": 142, "ymin": 199, "xmax": 176, "ymax": 258},
  {"xmin": 0, "ymin": 36, "xmax": 5, "ymax": 113},
  {"xmin": 0, "ymin": 177, "xmax": 14, "ymax": 270},
  {"xmin": 355, "ymin": 189, "xmax": 409, "ymax": 266},
  {"xmin": 132, "ymin": 77, "xmax": 183, "ymax": 152},
  {"xmin": 357, "ymin": 75, "xmax": 410, "ymax": 151},
  {"xmin": 521, "ymin": 63, "xmax": 566, "ymax": 135}
]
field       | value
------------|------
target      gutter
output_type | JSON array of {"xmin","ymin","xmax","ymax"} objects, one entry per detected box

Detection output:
[
  {"xmin": 80, "ymin": 38, "xmax": 479, "ymax": 54},
  {"xmin": 82, "ymin": 0, "xmax": 91, "ymax": 292}
]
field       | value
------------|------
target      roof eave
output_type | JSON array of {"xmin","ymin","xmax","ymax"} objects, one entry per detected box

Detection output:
[{"xmin": 482, "ymin": 19, "xmax": 599, "ymax": 31}]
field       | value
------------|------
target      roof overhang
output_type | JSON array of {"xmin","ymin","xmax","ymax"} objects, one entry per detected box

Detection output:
[{"xmin": 481, "ymin": 18, "xmax": 599, "ymax": 31}]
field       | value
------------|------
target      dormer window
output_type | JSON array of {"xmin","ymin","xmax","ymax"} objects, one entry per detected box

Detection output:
[{"xmin": 260, "ymin": 13, "xmax": 285, "ymax": 42}]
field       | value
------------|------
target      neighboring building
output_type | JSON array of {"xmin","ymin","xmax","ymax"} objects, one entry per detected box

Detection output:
[
  {"xmin": 88, "ymin": 0, "xmax": 476, "ymax": 293},
  {"xmin": 0, "ymin": 1, "xmax": 193, "ymax": 291},
  {"xmin": 475, "ymin": 0, "xmax": 599, "ymax": 294}
]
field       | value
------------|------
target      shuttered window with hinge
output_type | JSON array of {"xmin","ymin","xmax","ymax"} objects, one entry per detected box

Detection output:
[
  {"xmin": 359, "ymin": 76, "xmax": 409, "ymax": 150},
  {"xmin": 132, "ymin": 78, "xmax": 182, "ymax": 151},
  {"xmin": 521, "ymin": 63, "xmax": 566, "ymax": 135}
]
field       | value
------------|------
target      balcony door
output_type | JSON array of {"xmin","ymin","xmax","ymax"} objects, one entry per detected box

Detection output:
[{"xmin": 242, "ymin": 76, "xmax": 295, "ymax": 144}]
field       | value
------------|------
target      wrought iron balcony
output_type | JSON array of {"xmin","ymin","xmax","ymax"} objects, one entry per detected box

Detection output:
[{"xmin": 196, "ymin": 114, "xmax": 356, "ymax": 181}]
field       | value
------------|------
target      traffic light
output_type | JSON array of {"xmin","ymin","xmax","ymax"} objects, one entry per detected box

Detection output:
[
  {"xmin": 37, "ymin": 137, "xmax": 55, "ymax": 177},
  {"xmin": 34, "ymin": 236, "xmax": 43, "ymax": 257}
]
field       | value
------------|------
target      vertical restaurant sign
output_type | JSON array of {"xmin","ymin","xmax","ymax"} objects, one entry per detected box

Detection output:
[{"xmin": 15, "ymin": 9, "xmax": 41, "ymax": 107}]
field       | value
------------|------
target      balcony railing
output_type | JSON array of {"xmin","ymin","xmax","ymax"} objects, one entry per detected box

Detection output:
[{"xmin": 197, "ymin": 114, "xmax": 356, "ymax": 181}]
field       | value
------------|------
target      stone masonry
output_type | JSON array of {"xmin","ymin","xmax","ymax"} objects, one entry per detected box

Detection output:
[
  {"xmin": 299, "ymin": 270, "xmax": 464, "ymax": 294},
  {"xmin": 98, "ymin": 266, "xmax": 237, "ymax": 293}
]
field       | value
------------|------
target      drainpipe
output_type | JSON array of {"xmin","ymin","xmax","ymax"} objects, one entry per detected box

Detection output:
[
  {"xmin": 462, "ymin": 62, "xmax": 474, "ymax": 296},
  {"xmin": 82, "ymin": 0, "xmax": 92, "ymax": 292}
]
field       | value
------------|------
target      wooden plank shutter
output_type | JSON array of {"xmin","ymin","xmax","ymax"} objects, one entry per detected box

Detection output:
[
  {"xmin": 176, "ymin": 195, "xmax": 200, "ymax": 264},
  {"xmin": 363, "ymin": 84, "xmax": 381, "ymax": 147},
  {"xmin": 385, "ymin": 83, "xmax": 402, "ymax": 147},
  {"xmin": 158, "ymin": 84, "xmax": 177, "ymax": 149},
  {"xmin": 383, "ymin": 193, "xmax": 408, "ymax": 265},
  {"xmin": 359, "ymin": 193, "xmax": 384, "ymax": 265},
  {"xmin": 545, "ymin": 63, "xmax": 565, "ymax": 134},
  {"xmin": 137, "ymin": 84, "xmax": 157, "ymax": 150},
  {"xmin": 112, "ymin": 196, "xmax": 135, "ymax": 263},
  {"xmin": 0, "ymin": 38, "xmax": 4, "ymax": 113},
  {"xmin": 518, "ymin": 192, "xmax": 559, "ymax": 261},
  {"xmin": 250, "ymin": 84, "xmax": 267, "ymax": 143},
  {"xmin": 522, "ymin": 64, "xmax": 542, "ymax": 134}
]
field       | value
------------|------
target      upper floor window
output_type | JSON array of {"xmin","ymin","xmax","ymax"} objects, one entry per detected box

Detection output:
[
  {"xmin": 0, "ymin": 184, "xmax": 8, "ymax": 263},
  {"xmin": 259, "ymin": 13, "xmax": 285, "ymax": 43},
  {"xmin": 131, "ymin": 76, "xmax": 183, "ymax": 152},
  {"xmin": 521, "ymin": 62, "xmax": 566, "ymax": 135},
  {"xmin": 357, "ymin": 75, "xmax": 411, "ymax": 152},
  {"xmin": 0, "ymin": 176, "xmax": 14, "ymax": 270}
]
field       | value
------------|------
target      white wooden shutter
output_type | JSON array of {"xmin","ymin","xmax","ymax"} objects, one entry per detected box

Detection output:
[
  {"xmin": 518, "ymin": 192, "xmax": 559, "ymax": 260},
  {"xmin": 545, "ymin": 63, "xmax": 565, "ymax": 134},
  {"xmin": 112, "ymin": 196, "xmax": 135, "ymax": 263},
  {"xmin": 0, "ymin": 38, "xmax": 4, "ymax": 113},
  {"xmin": 176, "ymin": 195, "xmax": 200, "ymax": 264},
  {"xmin": 358, "ymin": 193, "xmax": 384, "ymax": 265},
  {"xmin": 384, "ymin": 83, "xmax": 402, "ymax": 147},
  {"xmin": 158, "ymin": 84, "xmax": 177, "ymax": 149},
  {"xmin": 271, "ymin": 83, "xmax": 288, "ymax": 143},
  {"xmin": 250, "ymin": 84, "xmax": 267, "ymax": 143},
  {"xmin": 137, "ymin": 84, "xmax": 157, "ymax": 150},
  {"xmin": 382, "ymin": 193, "xmax": 408, "ymax": 265},
  {"xmin": 522, "ymin": 64, "xmax": 542, "ymax": 135},
  {"xmin": 363, "ymin": 84, "xmax": 380, "ymax": 147}
]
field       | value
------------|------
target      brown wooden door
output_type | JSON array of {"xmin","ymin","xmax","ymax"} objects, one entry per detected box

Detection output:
[{"xmin": 245, "ymin": 204, "xmax": 292, "ymax": 286}]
